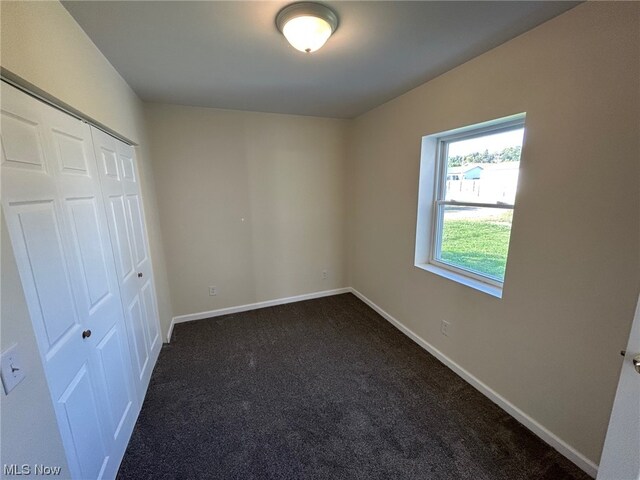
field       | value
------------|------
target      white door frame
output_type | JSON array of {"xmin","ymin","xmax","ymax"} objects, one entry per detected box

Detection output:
[{"xmin": 597, "ymin": 293, "xmax": 640, "ymax": 480}]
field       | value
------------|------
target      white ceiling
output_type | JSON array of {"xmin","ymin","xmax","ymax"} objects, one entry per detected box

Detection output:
[{"xmin": 63, "ymin": 1, "xmax": 578, "ymax": 118}]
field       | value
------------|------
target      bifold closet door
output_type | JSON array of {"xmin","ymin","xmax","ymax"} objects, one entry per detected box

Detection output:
[
  {"xmin": 1, "ymin": 83, "xmax": 138, "ymax": 479},
  {"xmin": 91, "ymin": 128, "xmax": 161, "ymax": 401}
]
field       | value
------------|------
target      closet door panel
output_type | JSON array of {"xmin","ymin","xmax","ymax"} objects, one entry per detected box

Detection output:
[
  {"xmin": 66, "ymin": 198, "xmax": 112, "ymax": 314},
  {"xmin": 66, "ymin": 194, "xmax": 137, "ymax": 448},
  {"xmin": 15, "ymin": 203, "xmax": 80, "ymax": 348},
  {"xmin": 95, "ymin": 326, "xmax": 134, "ymax": 440},
  {"xmin": 118, "ymin": 143, "xmax": 161, "ymax": 367},
  {"xmin": 106, "ymin": 194, "xmax": 136, "ymax": 283},
  {"xmin": 120, "ymin": 151, "xmax": 136, "ymax": 182},
  {"xmin": 126, "ymin": 194, "xmax": 148, "ymax": 268},
  {"xmin": 125, "ymin": 295, "xmax": 150, "ymax": 382},
  {"xmin": 141, "ymin": 281, "xmax": 160, "ymax": 353},
  {"xmin": 117, "ymin": 142, "xmax": 161, "ymax": 359},
  {"xmin": 126, "ymin": 191, "xmax": 160, "ymax": 352},
  {"xmin": 92, "ymin": 128, "xmax": 161, "ymax": 402},
  {"xmin": 1, "ymin": 108, "xmax": 48, "ymax": 171},
  {"xmin": 58, "ymin": 364, "xmax": 109, "ymax": 480},
  {"xmin": 6, "ymin": 200, "xmax": 108, "ymax": 479},
  {"xmin": 100, "ymin": 145, "xmax": 121, "ymax": 180},
  {"xmin": 52, "ymin": 128, "xmax": 90, "ymax": 175},
  {"xmin": 2, "ymin": 82, "xmax": 139, "ymax": 479},
  {"xmin": 93, "ymin": 131, "xmax": 151, "ymax": 395},
  {"xmin": 43, "ymin": 108, "xmax": 139, "ymax": 460},
  {"xmin": 1, "ymin": 84, "xmax": 111, "ymax": 479}
]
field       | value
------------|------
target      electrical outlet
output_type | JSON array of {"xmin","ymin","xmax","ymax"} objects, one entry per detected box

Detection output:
[
  {"xmin": 441, "ymin": 320, "xmax": 451, "ymax": 337},
  {"xmin": 322, "ymin": 270, "xmax": 328, "ymax": 280},
  {"xmin": 209, "ymin": 286, "xmax": 217, "ymax": 296}
]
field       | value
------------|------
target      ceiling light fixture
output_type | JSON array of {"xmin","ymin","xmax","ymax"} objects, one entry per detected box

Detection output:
[{"xmin": 276, "ymin": 2, "xmax": 339, "ymax": 53}]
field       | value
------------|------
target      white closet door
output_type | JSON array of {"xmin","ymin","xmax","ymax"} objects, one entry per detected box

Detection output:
[
  {"xmin": 91, "ymin": 128, "xmax": 161, "ymax": 401},
  {"xmin": 1, "ymin": 83, "xmax": 138, "ymax": 479}
]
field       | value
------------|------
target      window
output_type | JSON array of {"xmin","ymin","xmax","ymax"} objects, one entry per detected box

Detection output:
[{"xmin": 415, "ymin": 114, "xmax": 525, "ymax": 297}]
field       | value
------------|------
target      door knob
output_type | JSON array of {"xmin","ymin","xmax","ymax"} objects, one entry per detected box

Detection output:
[
  {"xmin": 137, "ymin": 272, "xmax": 143, "ymax": 278},
  {"xmin": 633, "ymin": 354, "xmax": 640, "ymax": 374},
  {"xmin": 82, "ymin": 329, "xmax": 92, "ymax": 339}
]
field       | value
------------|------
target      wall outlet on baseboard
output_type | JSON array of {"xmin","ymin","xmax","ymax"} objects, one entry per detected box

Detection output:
[
  {"xmin": 441, "ymin": 320, "xmax": 451, "ymax": 337},
  {"xmin": 209, "ymin": 286, "xmax": 217, "ymax": 296},
  {"xmin": 322, "ymin": 270, "xmax": 328, "ymax": 280}
]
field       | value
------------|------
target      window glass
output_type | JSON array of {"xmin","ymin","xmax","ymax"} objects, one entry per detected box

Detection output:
[{"xmin": 430, "ymin": 120, "xmax": 525, "ymax": 287}]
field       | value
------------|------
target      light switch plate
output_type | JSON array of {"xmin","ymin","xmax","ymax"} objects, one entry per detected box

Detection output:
[{"xmin": 1, "ymin": 344, "xmax": 26, "ymax": 395}]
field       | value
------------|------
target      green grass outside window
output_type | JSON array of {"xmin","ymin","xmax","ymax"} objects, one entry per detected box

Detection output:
[{"xmin": 439, "ymin": 211, "xmax": 513, "ymax": 281}]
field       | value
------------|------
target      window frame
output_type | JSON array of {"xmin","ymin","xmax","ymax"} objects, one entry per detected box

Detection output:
[{"xmin": 425, "ymin": 116, "xmax": 525, "ymax": 293}]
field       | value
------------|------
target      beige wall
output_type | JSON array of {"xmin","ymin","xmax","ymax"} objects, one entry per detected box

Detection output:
[
  {"xmin": 347, "ymin": 1, "xmax": 640, "ymax": 466},
  {"xmin": 0, "ymin": 1, "xmax": 172, "ymax": 473},
  {"xmin": 145, "ymin": 103, "xmax": 349, "ymax": 327}
]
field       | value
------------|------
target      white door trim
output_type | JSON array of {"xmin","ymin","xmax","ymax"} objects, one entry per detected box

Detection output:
[{"xmin": 597, "ymin": 293, "xmax": 640, "ymax": 480}]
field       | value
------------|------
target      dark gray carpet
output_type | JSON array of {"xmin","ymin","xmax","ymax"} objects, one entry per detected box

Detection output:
[{"xmin": 118, "ymin": 293, "xmax": 590, "ymax": 480}]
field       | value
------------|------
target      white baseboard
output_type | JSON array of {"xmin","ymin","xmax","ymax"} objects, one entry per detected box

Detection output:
[
  {"xmin": 167, "ymin": 287, "xmax": 351, "ymax": 342},
  {"xmin": 348, "ymin": 287, "xmax": 598, "ymax": 478}
]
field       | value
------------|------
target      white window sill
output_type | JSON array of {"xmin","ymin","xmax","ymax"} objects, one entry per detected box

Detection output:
[{"xmin": 415, "ymin": 263, "xmax": 503, "ymax": 299}]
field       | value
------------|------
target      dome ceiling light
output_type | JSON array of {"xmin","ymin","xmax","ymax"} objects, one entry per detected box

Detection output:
[{"xmin": 276, "ymin": 2, "xmax": 339, "ymax": 53}]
